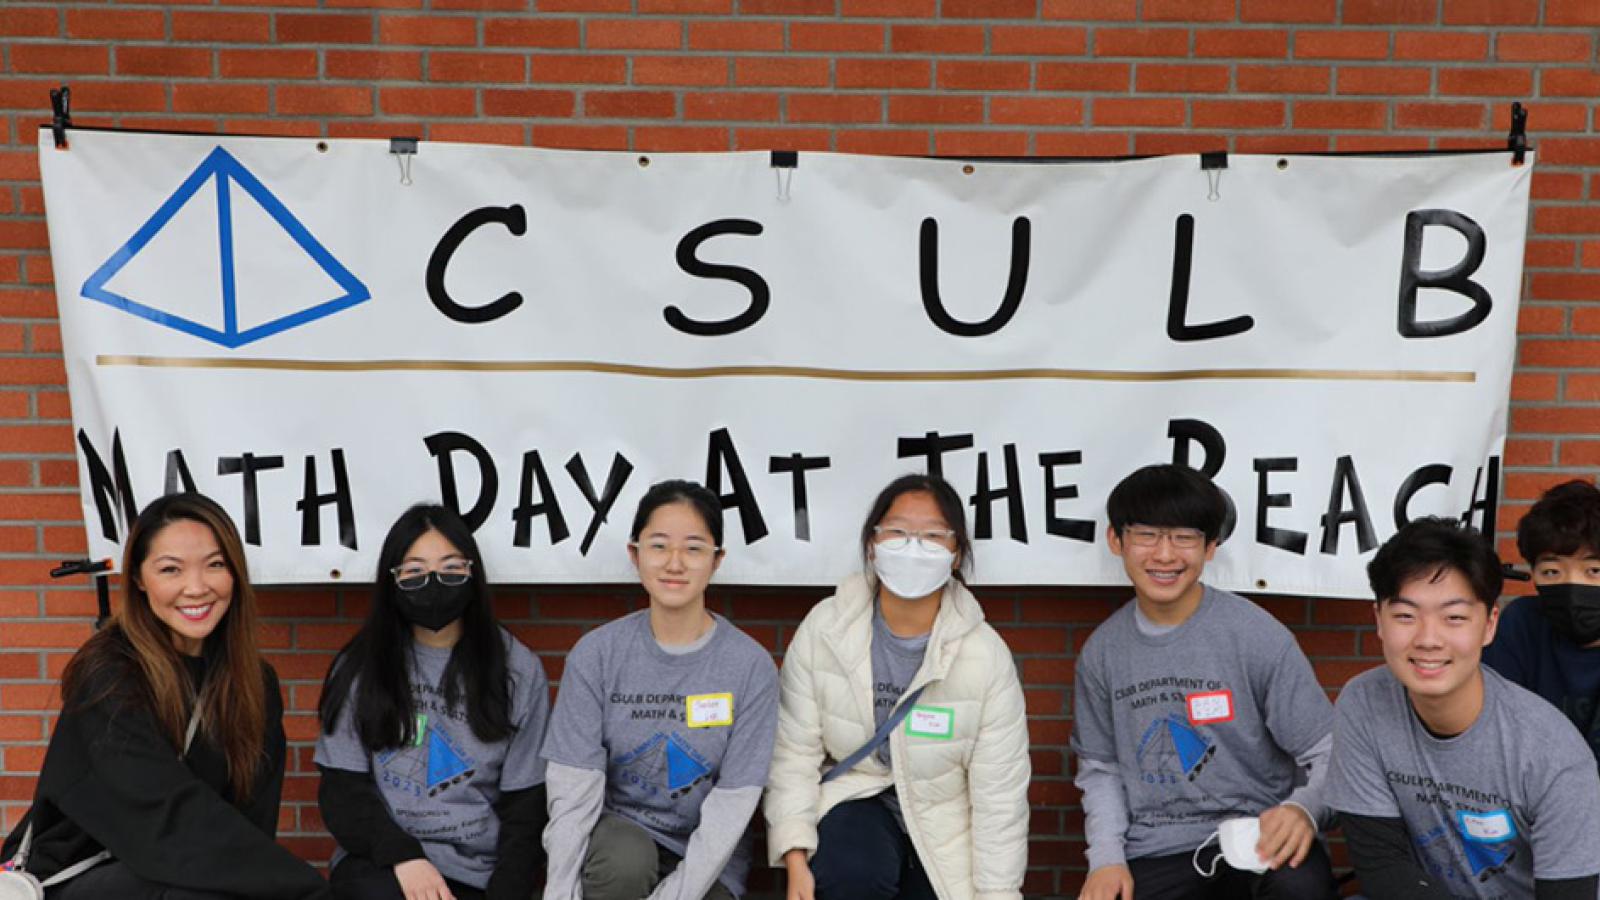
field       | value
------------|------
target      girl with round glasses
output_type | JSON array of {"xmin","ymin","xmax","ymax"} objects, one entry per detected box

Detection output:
[
  {"xmin": 765, "ymin": 473, "xmax": 1030, "ymax": 900},
  {"xmin": 0, "ymin": 493, "xmax": 329, "ymax": 899},
  {"xmin": 541, "ymin": 480, "xmax": 779, "ymax": 900},
  {"xmin": 315, "ymin": 504, "xmax": 551, "ymax": 900}
]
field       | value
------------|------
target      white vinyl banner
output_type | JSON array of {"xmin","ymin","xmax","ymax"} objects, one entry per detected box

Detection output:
[{"xmin": 38, "ymin": 129, "xmax": 1532, "ymax": 597}]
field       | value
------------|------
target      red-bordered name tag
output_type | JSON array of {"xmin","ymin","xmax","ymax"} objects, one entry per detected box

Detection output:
[{"xmin": 1186, "ymin": 690, "xmax": 1234, "ymax": 725}]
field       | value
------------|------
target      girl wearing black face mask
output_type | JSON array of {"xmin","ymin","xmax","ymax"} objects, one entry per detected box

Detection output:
[{"xmin": 315, "ymin": 505, "xmax": 553, "ymax": 900}]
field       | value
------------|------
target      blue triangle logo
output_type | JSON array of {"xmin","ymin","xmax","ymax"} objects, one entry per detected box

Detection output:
[
  {"xmin": 80, "ymin": 145, "xmax": 370, "ymax": 348},
  {"xmin": 665, "ymin": 734, "xmax": 711, "ymax": 791},
  {"xmin": 426, "ymin": 726, "xmax": 473, "ymax": 787}
]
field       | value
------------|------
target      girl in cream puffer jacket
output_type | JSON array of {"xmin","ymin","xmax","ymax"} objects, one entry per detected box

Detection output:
[{"xmin": 764, "ymin": 479, "xmax": 1030, "ymax": 900}]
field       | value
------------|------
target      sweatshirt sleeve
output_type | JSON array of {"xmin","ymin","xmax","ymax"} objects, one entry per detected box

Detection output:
[
  {"xmin": 51, "ymin": 675, "xmax": 330, "ymax": 900},
  {"xmin": 541, "ymin": 761, "xmax": 607, "ymax": 900},
  {"xmin": 1282, "ymin": 732, "xmax": 1334, "ymax": 830},
  {"xmin": 762, "ymin": 615, "xmax": 827, "ymax": 864},
  {"xmin": 647, "ymin": 785, "xmax": 762, "ymax": 900},
  {"xmin": 1338, "ymin": 813, "xmax": 1456, "ymax": 900},
  {"xmin": 1074, "ymin": 756, "xmax": 1129, "ymax": 871},
  {"xmin": 966, "ymin": 636, "xmax": 1030, "ymax": 900},
  {"xmin": 239, "ymin": 665, "xmax": 288, "ymax": 838},
  {"xmin": 488, "ymin": 784, "xmax": 548, "ymax": 900},
  {"xmin": 316, "ymin": 764, "xmax": 426, "ymax": 867}
]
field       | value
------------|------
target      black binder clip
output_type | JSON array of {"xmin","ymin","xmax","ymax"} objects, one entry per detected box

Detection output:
[
  {"xmin": 1200, "ymin": 151, "xmax": 1227, "ymax": 202},
  {"xmin": 50, "ymin": 557, "xmax": 115, "ymax": 629},
  {"xmin": 1501, "ymin": 563, "xmax": 1531, "ymax": 583},
  {"xmin": 49, "ymin": 84, "xmax": 71, "ymax": 150},
  {"xmin": 771, "ymin": 150, "xmax": 797, "ymax": 202},
  {"xmin": 1507, "ymin": 101, "xmax": 1528, "ymax": 166},
  {"xmin": 390, "ymin": 136, "xmax": 418, "ymax": 186}
]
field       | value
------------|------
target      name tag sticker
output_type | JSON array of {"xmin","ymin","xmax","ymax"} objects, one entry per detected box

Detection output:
[
  {"xmin": 1456, "ymin": 809, "xmax": 1517, "ymax": 843},
  {"xmin": 1186, "ymin": 690, "xmax": 1234, "ymax": 726},
  {"xmin": 905, "ymin": 705, "xmax": 955, "ymax": 740},
  {"xmin": 685, "ymin": 693, "xmax": 734, "ymax": 728}
]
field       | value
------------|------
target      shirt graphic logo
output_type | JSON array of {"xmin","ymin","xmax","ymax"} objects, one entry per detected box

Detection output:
[
  {"xmin": 615, "ymin": 732, "xmax": 714, "ymax": 801},
  {"xmin": 376, "ymin": 720, "xmax": 478, "ymax": 799},
  {"xmin": 1136, "ymin": 712, "xmax": 1217, "ymax": 784},
  {"xmin": 80, "ymin": 145, "xmax": 369, "ymax": 348}
]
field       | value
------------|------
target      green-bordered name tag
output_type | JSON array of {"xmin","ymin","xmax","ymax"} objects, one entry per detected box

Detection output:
[{"xmin": 904, "ymin": 705, "xmax": 954, "ymax": 740}]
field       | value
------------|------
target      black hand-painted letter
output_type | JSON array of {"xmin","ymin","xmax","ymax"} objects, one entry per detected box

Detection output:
[
  {"xmin": 667, "ymin": 220, "xmax": 771, "ymax": 336},
  {"xmin": 1397, "ymin": 210, "xmax": 1491, "ymax": 338},
  {"xmin": 426, "ymin": 205, "xmax": 527, "ymax": 324},
  {"xmin": 919, "ymin": 217, "xmax": 1030, "ymax": 337}
]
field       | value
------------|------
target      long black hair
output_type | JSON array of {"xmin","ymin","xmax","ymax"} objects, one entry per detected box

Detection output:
[{"xmin": 318, "ymin": 504, "xmax": 514, "ymax": 750}]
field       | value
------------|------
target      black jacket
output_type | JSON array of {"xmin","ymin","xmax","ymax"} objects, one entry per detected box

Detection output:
[{"xmin": 0, "ymin": 639, "xmax": 329, "ymax": 899}]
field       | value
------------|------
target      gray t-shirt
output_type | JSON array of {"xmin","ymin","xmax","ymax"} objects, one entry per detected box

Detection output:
[
  {"xmin": 315, "ymin": 631, "xmax": 551, "ymax": 889},
  {"xmin": 541, "ymin": 610, "xmax": 779, "ymax": 895},
  {"xmin": 871, "ymin": 604, "xmax": 930, "ymax": 830},
  {"xmin": 1329, "ymin": 665, "xmax": 1600, "ymax": 897},
  {"xmin": 1071, "ymin": 585, "xmax": 1334, "ymax": 860}
]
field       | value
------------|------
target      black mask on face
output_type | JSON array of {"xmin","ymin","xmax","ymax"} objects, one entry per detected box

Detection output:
[
  {"xmin": 1535, "ymin": 582, "xmax": 1600, "ymax": 647},
  {"xmin": 396, "ymin": 579, "xmax": 472, "ymax": 632}
]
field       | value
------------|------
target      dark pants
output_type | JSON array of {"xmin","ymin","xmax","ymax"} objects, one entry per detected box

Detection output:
[
  {"xmin": 330, "ymin": 855, "xmax": 485, "ymax": 900},
  {"xmin": 811, "ymin": 797, "xmax": 938, "ymax": 900},
  {"xmin": 1127, "ymin": 840, "xmax": 1339, "ymax": 900},
  {"xmin": 582, "ymin": 814, "xmax": 736, "ymax": 900},
  {"xmin": 48, "ymin": 861, "xmax": 233, "ymax": 899}
]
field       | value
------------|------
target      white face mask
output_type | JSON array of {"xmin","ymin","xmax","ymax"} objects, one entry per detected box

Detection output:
[{"xmin": 872, "ymin": 540, "xmax": 956, "ymax": 600}]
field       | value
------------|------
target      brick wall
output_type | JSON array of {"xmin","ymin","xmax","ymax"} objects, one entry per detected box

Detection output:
[{"xmin": 1, "ymin": 1, "xmax": 1598, "ymax": 894}]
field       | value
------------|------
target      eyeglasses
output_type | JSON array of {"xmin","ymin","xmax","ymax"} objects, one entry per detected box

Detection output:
[
  {"xmin": 1121, "ymin": 526, "xmax": 1207, "ymax": 549},
  {"xmin": 630, "ymin": 540, "xmax": 720, "ymax": 567},
  {"xmin": 873, "ymin": 526, "xmax": 957, "ymax": 552},
  {"xmin": 390, "ymin": 560, "xmax": 473, "ymax": 591}
]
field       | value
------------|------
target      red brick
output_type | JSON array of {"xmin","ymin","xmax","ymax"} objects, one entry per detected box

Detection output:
[
  {"xmin": 1192, "ymin": 100, "xmax": 1285, "ymax": 128},
  {"xmin": 1203, "ymin": 29, "xmax": 1286, "ymax": 59},
  {"xmin": 326, "ymin": 49, "xmax": 423, "ymax": 80},
  {"xmin": 1395, "ymin": 32, "xmax": 1487, "ymax": 60},
  {"xmin": 990, "ymin": 25, "xmax": 1087, "ymax": 56},
  {"xmin": 1495, "ymin": 32, "xmax": 1591, "ymax": 62},
  {"xmin": 429, "ymin": 52, "xmax": 527, "ymax": 83},
  {"xmin": 427, "ymin": 122, "xmax": 526, "ymax": 144},
  {"xmin": 631, "ymin": 56, "xmax": 729, "ymax": 86},
  {"xmin": 0, "ymin": 622, "xmax": 88, "ymax": 649},
  {"xmin": 1560, "ymin": 441, "xmax": 1600, "ymax": 466},
  {"xmin": 837, "ymin": 58, "xmax": 931, "ymax": 89},
  {"xmin": 1338, "ymin": 66, "xmax": 1430, "ymax": 95},
  {"xmin": 1134, "ymin": 132, "xmax": 1228, "ymax": 154},
  {"xmin": 172, "ymin": 10, "xmax": 269, "ymax": 41},
  {"xmin": 1503, "ymin": 102, "xmax": 1589, "ymax": 134},
  {"xmin": 1294, "ymin": 30, "xmax": 1389, "ymax": 60},
  {"xmin": 379, "ymin": 14, "xmax": 478, "ymax": 45},
  {"xmin": 530, "ymin": 54, "xmax": 627, "ymax": 84},
  {"xmin": 1525, "ymin": 239, "xmax": 1576, "ymax": 267},
  {"xmin": 1540, "ymin": 138, "xmax": 1600, "ymax": 166},
  {"xmin": 1241, "ymin": 0, "xmax": 1337, "ymax": 22},
  {"xmin": 730, "ymin": 127, "xmax": 831, "ymax": 150},
  {"xmin": 887, "ymin": 95, "xmax": 984, "ymax": 125},
  {"xmin": 1534, "ymin": 206, "xmax": 1600, "ymax": 234},
  {"xmin": 1094, "ymin": 28, "xmax": 1189, "ymax": 58},
  {"xmin": 1136, "ymin": 64, "xmax": 1230, "ymax": 94},
  {"xmin": 66, "ymin": 8, "xmax": 162, "ymax": 39},
  {"xmin": 173, "ymin": 83, "xmax": 271, "ymax": 114},
  {"xmin": 937, "ymin": 60, "xmax": 1030, "ymax": 91},
  {"xmin": 687, "ymin": 21, "xmax": 782, "ymax": 50},
  {"xmin": 942, "ymin": 0, "xmax": 1034, "ymax": 16},
  {"xmin": 486, "ymin": 18, "xmax": 581, "ymax": 48},
  {"xmin": 537, "ymin": 0, "xmax": 629, "ymax": 9},
  {"xmin": 584, "ymin": 90, "xmax": 676, "ymax": 118},
  {"xmin": 1037, "ymin": 61, "xmax": 1130, "ymax": 91},
  {"xmin": 1569, "ymin": 375, "xmax": 1600, "ymax": 402},
  {"xmin": 1512, "ymin": 371, "xmax": 1559, "ymax": 400},
  {"xmin": 1577, "ymin": 308, "xmax": 1600, "ymax": 335},
  {"xmin": 1042, "ymin": 0, "xmax": 1137, "ymax": 19},
  {"xmin": 892, "ymin": 25, "xmax": 984, "ymax": 54},
  {"xmin": 682, "ymin": 91, "xmax": 780, "ymax": 121},
  {"xmin": 379, "ymin": 87, "xmax": 476, "ymax": 117},
  {"xmin": 1343, "ymin": 0, "xmax": 1437, "ymax": 22},
  {"xmin": 116, "ymin": 46, "xmax": 212, "ymax": 78},
  {"xmin": 989, "ymin": 97, "xmax": 1085, "ymax": 126},
  {"xmin": 220, "ymin": 49, "xmax": 320, "ymax": 79},
  {"xmin": 841, "ymin": 0, "xmax": 937, "ymax": 15},
  {"xmin": 1443, "ymin": 0, "xmax": 1539, "ymax": 22},
  {"xmin": 1093, "ymin": 97, "xmax": 1185, "ymax": 126},
  {"xmin": 1504, "ymin": 439, "xmax": 1554, "ymax": 467},
  {"xmin": 586, "ymin": 18, "xmax": 681, "ymax": 50},
  {"xmin": 789, "ymin": 22, "xmax": 884, "ymax": 52},
  {"xmin": 13, "ymin": 44, "xmax": 110, "ymax": 75},
  {"xmin": 276, "ymin": 13, "xmax": 373, "ymax": 44},
  {"xmin": 0, "ymin": 6, "xmax": 59, "ymax": 38},
  {"xmin": 1530, "ymin": 273, "xmax": 1600, "ymax": 301},
  {"xmin": 1547, "ymin": 0, "xmax": 1600, "ymax": 24},
  {"xmin": 633, "ymin": 126, "xmax": 729, "ymax": 151},
  {"xmin": 739, "ymin": 0, "xmax": 833, "ymax": 11},
  {"xmin": 276, "ymin": 85, "xmax": 374, "ymax": 116},
  {"xmin": 1520, "ymin": 340, "xmax": 1600, "ymax": 367},
  {"xmin": 1584, "ymin": 240, "xmax": 1600, "ymax": 268},
  {"xmin": 1294, "ymin": 100, "xmax": 1386, "ymax": 129},
  {"xmin": 1395, "ymin": 102, "xmax": 1484, "ymax": 130},
  {"xmin": 1236, "ymin": 64, "xmax": 1329, "ymax": 93},
  {"xmin": 1438, "ymin": 67, "xmax": 1535, "ymax": 97},
  {"xmin": 734, "ymin": 58, "xmax": 829, "ymax": 87},
  {"xmin": 1145, "ymin": 0, "xmax": 1232, "ymax": 19},
  {"xmin": 786, "ymin": 94, "xmax": 882, "ymax": 124},
  {"xmin": 835, "ymin": 129, "xmax": 930, "ymax": 155}
]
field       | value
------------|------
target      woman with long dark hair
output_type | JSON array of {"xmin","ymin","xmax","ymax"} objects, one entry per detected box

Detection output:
[
  {"xmin": 541, "ymin": 479, "xmax": 779, "ymax": 900},
  {"xmin": 764, "ymin": 473, "xmax": 1030, "ymax": 900},
  {"xmin": 316, "ymin": 504, "xmax": 550, "ymax": 900},
  {"xmin": 0, "ymin": 492, "xmax": 329, "ymax": 898}
]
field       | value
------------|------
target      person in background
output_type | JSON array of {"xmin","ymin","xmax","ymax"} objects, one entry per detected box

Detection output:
[
  {"xmin": 1329, "ymin": 517, "xmax": 1600, "ymax": 899},
  {"xmin": 764, "ymin": 473, "xmax": 1029, "ymax": 900},
  {"xmin": 317, "ymin": 504, "xmax": 550, "ymax": 900},
  {"xmin": 1073, "ymin": 464, "xmax": 1338, "ymax": 900},
  {"xmin": 0, "ymin": 492, "xmax": 329, "ymax": 899},
  {"xmin": 1482, "ymin": 479, "xmax": 1600, "ymax": 766},
  {"xmin": 541, "ymin": 479, "xmax": 779, "ymax": 900}
]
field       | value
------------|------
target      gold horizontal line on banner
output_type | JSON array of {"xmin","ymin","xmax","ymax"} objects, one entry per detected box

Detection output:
[{"xmin": 96, "ymin": 355, "xmax": 1476, "ymax": 384}]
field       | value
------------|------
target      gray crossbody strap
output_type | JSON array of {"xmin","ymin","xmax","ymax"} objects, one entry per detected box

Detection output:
[{"xmin": 820, "ymin": 685, "xmax": 926, "ymax": 784}]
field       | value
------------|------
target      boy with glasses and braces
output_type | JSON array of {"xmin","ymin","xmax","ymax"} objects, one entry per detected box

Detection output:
[{"xmin": 1072, "ymin": 465, "xmax": 1338, "ymax": 900}]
